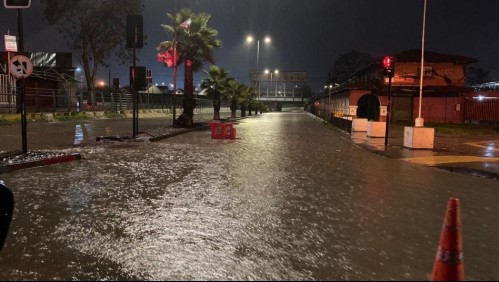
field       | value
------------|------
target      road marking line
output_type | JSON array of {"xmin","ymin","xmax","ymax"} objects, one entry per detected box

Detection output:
[
  {"xmin": 465, "ymin": 141, "xmax": 499, "ymax": 152},
  {"xmin": 400, "ymin": 156, "xmax": 499, "ymax": 166}
]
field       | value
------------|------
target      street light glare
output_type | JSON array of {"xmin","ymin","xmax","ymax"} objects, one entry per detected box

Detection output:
[
  {"xmin": 264, "ymin": 36, "xmax": 271, "ymax": 43},
  {"xmin": 246, "ymin": 35, "xmax": 254, "ymax": 43}
]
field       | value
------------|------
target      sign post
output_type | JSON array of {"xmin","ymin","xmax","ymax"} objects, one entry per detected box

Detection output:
[{"xmin": 9, "ymin": 55, "xmax": 33, "ymax": 154}]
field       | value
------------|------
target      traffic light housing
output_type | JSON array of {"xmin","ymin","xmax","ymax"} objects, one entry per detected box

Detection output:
[
  {"xmin": 4, "ymin": 0, "xmax": 31, "ymax": 8},
  {"xmin": 382, "ymin": 56, "xmax": 395, "ymax": 78}
]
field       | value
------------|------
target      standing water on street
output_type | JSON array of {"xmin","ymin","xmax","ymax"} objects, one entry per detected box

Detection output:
[{"xmin": 0, "ymin": 112, "xmax": 498, "ymax": 280}]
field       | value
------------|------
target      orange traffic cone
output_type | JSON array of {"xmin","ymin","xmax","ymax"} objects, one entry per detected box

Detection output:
[{"xmin": 431, "ymin": 198, "xmax": 464, "ymax": 281}]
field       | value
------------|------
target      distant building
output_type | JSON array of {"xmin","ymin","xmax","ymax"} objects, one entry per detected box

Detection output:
[
  {"xmin": 321, "ymin": 49, "xmax": 499, "ymax": 124},
  {"xmin": 0, "ymin": 52, "xmax": 77, "ymax": 112},
  {"xmin": 250, "ymin": 71, "xmax": 307, "ymax": 111}
]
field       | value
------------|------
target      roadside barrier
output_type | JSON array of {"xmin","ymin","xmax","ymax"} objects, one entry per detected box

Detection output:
[
  {"xmin": 431, "ymin": 198, "xmax": 464, "ymax": 281},
  {"xmin": 209, "ymin": 121, "xmax": 236, "ymax": 140}
]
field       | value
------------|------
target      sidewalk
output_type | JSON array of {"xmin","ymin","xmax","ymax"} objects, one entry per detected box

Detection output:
[{"xmin": 347, "ymin": 125, "xmax": 499, "ymax": 181}]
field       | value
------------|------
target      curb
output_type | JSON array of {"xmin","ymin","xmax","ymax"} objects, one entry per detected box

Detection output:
[
  {"xmin": 306, "ymin": 112, "xmax": 499, "ymax": 181},
  {"xmin": 0, "ymin": 153, "xmax": 82, "ymax": 173}
]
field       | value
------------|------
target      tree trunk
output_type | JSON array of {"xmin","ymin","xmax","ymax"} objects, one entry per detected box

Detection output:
[
  {"xmin": 241, "ymin": 105, "xmax": 246, "ymax": 117},
  {"xmin": 248, "ymin": 104, "xmax": 253, "ymax": 116},
  {"xmin": 213, "ymin": 91, "xmax": 221, "ymax": 120},
  {"xmin": 230, "ymin": 98, "xmax": 237, "ymax": 118},
  {"xmin": 175, "ymin": 60, "xmax": 195, "ymax": 128}
]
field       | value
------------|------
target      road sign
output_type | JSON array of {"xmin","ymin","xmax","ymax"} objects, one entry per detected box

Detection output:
[
  {"xmin": 4, "ymin": 35, "xmax": 17, "ymax": 52},
  {"xmin": 9, "ymin": 55, "xmax": 33, "ymax": 79},
  {"xmin": 4, "ymin": 0, "xmax": 31, "ymax": 9}
]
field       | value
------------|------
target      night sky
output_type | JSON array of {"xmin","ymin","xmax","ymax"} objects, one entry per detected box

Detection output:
[{"xmin": 2, "ymin": 0, "xmax": 499, "ymax": 92}]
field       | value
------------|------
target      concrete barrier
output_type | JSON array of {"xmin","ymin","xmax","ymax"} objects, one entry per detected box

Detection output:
[
  {"xmin": 352, "ymin": 118, "xmax": 368, "ymax": 132},
  {"xmin": 367, "ymin": 121, "xmax": 386, "ymax": 138}
]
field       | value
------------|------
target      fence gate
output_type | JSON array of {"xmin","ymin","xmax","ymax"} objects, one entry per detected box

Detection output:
[{"xmin": 464, "ymin": 97, "xmax": 499, "ymax": 122}]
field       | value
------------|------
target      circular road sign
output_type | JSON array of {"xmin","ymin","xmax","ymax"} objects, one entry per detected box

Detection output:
[
  {"xmin": 9, "ymin": 55, "xmax": 33, "ymax": 79},
  {"xmin": 314, "ymin": 101, "xmax": 320, "ymax": 108}
]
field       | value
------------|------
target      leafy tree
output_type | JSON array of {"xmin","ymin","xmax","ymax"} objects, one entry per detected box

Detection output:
[
  {"xmin": 466, "ymin": 66, "xmax": 491, "ymax": 86},
  {"xmin": 201, "ymin": 65, "xmax": 233, "ymax": 120},
  {"xmin": 330, "ymin": 50, "xmax": 373, "ymax": 83},
  {"xmin": 41, "ymin": 0, "xmax": 143, "ymax": 105},
  {"xmin": 158, "ymin": 8, "xmax": 222, "ymax": 128}
]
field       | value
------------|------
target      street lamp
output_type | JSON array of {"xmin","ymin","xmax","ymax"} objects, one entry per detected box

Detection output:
[
  {"xmin": 265, "ymin": 69, "xmax": 278, "ymax": 97},
  {"xmin": 75, "ymin": 67, "xmax": 83, "ymax": 112},
  {"xmin": 246, "ymin": 35, "xmax": 271, "ymax": 72},
  {"xmin": 324, "ymin": 84, "xmax": 333, "ymax": 120},
  {"xmin": 416, "ymin": 0, "xmax": 427, "ymax": 127}
]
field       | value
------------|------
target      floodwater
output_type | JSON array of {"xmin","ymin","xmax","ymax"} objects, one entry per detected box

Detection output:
[{"xmin": 0, "ymin": 112, "xmax": 498, "ymax": 280}]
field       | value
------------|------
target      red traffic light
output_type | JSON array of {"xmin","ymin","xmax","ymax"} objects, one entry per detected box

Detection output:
[
  {"xmin": 382, "ymin": 56, "xmax": 395, "ymax": 78},
  {"xmin": 383, "ymin": 56, "xmax": 393, "ymax": 69}
]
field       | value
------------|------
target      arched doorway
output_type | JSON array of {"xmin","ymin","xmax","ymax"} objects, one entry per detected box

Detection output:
[{"xmin": 357, "ymin": 94, "xmax": 380, "ymax": 121}]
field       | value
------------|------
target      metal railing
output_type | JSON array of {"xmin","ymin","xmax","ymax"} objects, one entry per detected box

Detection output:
[
  {"xmin": 464, "ymin": 97, "xmax": 499, "ymax": 122},
  {"xmin": 0, "ymin": 87, "xmax": 218, "ymax": 114}
]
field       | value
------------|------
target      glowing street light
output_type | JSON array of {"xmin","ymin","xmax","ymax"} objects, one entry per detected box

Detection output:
[
  {"xmin": 246, "ymin": 35, "xmax": 271, "ymax": 72},
  {"xmin": 265, "ymin": 69, "xmax": 279, "ymax": 97}
]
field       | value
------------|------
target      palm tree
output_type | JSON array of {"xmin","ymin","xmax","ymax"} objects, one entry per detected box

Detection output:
[
  {"xmin": 238, "ymin": 84, "xmax": 257, "ymax": 118},
  {"xmin": 201, "ymin": 65, "xmax": 233, "ymax": 120},
  {"xmin": 158, "ymin": 8, "xmax": 222, "ymax": 128},
  {"xmin": 225, "ymin": 80, "xmax": 242, "ymax": 118}
]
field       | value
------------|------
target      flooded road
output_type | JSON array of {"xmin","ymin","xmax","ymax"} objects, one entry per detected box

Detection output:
[{"xmin": 0, "ymin": 112, "xmax": 498, "ymax": 280}]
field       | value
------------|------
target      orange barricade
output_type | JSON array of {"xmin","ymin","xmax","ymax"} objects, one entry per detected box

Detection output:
[{"xmin": 431, "ymin": 198, "xmax": 464, "ymax": 281}]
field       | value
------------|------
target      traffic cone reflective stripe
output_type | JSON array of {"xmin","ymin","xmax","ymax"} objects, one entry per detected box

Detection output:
[{"xmin": 431, "ymin": 198, "xmax": 464, "ymax": 281}]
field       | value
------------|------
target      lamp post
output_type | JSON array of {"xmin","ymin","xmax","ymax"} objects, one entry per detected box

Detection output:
[
  {"xmin": 246, "ymin": 35, "xmax": 271, "ymax": 72},
  {"xmin": 76, "ymin": 67, "xmax": 83, "ymax": 112},
  {"xmin": 416, "ymin": 0, "xmax": 427, "ymax": 127},
  {"xmin": 325, "ymin": 84, "xmax": 334, "ymax": 118},
  {"xmin": 265, "ymin": 69, "xmax": 279, "ymax": 97},
  {"xmin": 247, "ymin": 36, "xmax": 271, "ymax": 99}
]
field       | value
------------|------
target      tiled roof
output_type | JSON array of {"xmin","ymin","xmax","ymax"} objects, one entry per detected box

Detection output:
[{"xmin": 392, "ymin": 49, "xmax": 478, "ymax": 64}]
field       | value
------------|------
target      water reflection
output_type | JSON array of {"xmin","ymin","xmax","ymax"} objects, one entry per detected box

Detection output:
[
  {"xmin": 74, "ymin": 125, "xmax": 84, "ymax": 145},
  {"xmin": 0, "ymin": 113, "xmax": 498, "ymax": 280}
]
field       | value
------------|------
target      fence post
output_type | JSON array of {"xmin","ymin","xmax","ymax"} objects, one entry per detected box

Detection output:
[
  {"xmin": 100, "ymin": 92, "xmax": 105, "ymax": 111},
  {"xmin": 52, "ymin": 90, "xmax": 57, "ymax": 112},
  {"xmin": 35, "ymin": 88, "xmax": 40, "ymax": 113},
  {"xmin": 67, "ymin": 90, "xmax": 72, "ymax": 113}
]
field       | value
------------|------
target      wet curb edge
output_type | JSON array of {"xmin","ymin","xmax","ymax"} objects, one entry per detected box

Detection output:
[{"xmin": 0, "ymin": 153, "xmax": 82, "ymax": 173}]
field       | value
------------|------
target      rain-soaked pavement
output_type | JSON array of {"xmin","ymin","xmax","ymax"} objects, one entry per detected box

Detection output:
[{"xmin": 0, "ymin": 112, "xmax": 498, "ymax": 280}]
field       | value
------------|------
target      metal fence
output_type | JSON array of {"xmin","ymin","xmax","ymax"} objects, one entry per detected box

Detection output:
[
  {"xmin": 0, "ymin": 87, "xmax": 217, "ymax": 114},
  {"xmin": 464, "ymin": 97, "xmax": 499, "ymax": 123}
]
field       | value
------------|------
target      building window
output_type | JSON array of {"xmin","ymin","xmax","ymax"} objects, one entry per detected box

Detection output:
[{"xmin": 416, "ymin": 66, "xmax": 433, "ymax": 78}]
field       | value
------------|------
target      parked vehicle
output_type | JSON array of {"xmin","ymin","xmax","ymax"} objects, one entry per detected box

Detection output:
[{"xmin": 0, "ymin": 181, "xmax": 14, "ymax": 252}]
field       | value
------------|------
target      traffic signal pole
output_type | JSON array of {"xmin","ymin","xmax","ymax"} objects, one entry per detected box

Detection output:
[
  {"xmin": 382, "ymin": 56, "xmax": 395, "ymax": 149},
  {"xmin": 384, "ymin": 75, "xmax": 393, "ymax": 148}
]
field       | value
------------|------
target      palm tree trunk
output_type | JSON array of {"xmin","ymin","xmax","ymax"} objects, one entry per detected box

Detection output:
[
  {"xmin": 230, "ymin": 98, "xmax": 237, "ymax": 118},
  {"xmin": 213, "ymin": 92, "xmax": 221, "ymax": 120},
  {"xmin": 175, "ymin": 60, "xmax": 195, "ymax": 128},
  {"xmin": 241, "ymin": 105, "xmax": 246, "ymax": 117}
]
